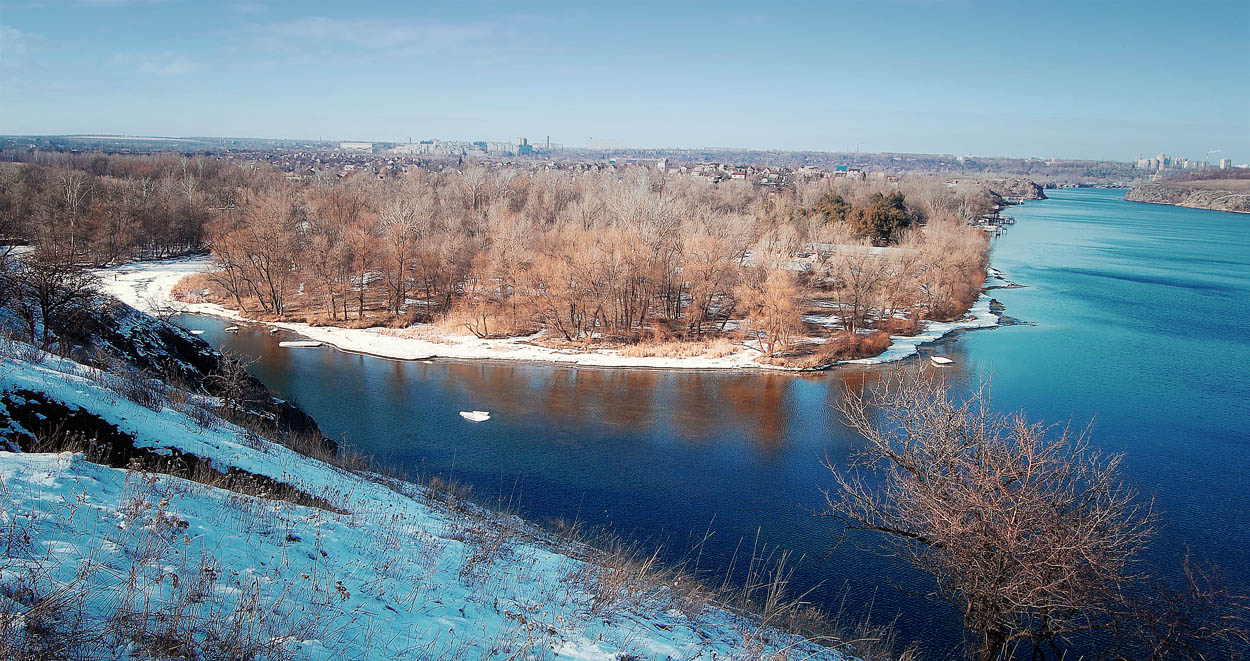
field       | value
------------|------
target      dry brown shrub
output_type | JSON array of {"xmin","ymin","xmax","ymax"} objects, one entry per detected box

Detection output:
[
  {"xmin": 169, "ymin": 273, "xmax": 220, "ymax": 302},
  {"xmin": 813, "ymin": 331, "xmax": 893, "ymax": 363},
  {"xmin": 428, "ymin": 305, "xmax": 493, "ymax": 337},
  {"xmin": 430, "ymin": 304, "xmax": 537, "ymax": 339},
  {"xmin": 380, "ymin": 310, "xmax": 421, "ymax": 329},
  {"xmin": 928, "ymin": 266, "xmax": 988, "ymax": 322},
  {"xmin": 879, "ymin": 316, "xmax": 920, "ymax": 336}
]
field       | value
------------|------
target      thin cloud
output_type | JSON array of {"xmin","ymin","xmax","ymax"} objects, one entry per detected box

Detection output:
[
  {"xmin": 229, "ymin": 1, "xmax": 267, "ymax": 14},
  {"xmin": 78, "ymin": 0, "xmax": 173, "ymax": 6},
  {"xmin": 114, "ymin": 50, "xmax": 198, "ymax": 76},
  {"xmin": 252, "ymin": 16, "xmax": 502, "ymax": 56},
  {"xmin": 1, "ymin": 25, "xmax": 31, "ymax": 65}
]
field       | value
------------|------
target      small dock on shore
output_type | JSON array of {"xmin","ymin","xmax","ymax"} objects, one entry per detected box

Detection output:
[{"xmin": 973, "ymin": 211, "xmax": 1014, "ymax": 237}]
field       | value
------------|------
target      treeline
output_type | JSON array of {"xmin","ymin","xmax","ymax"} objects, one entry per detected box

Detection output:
[
  {"xmin": 196, "ymin": 166, "xmax": 991, "ymax": 359},
  {"xmin": 2, "ymin": 151, "xmax": 995, "ymax": 360},
  {"xmin": 0, "ymin": 151, "xmax": 258, "ymax": 264}
]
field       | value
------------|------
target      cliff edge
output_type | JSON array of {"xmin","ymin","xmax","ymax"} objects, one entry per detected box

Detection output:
[{"xmin": 1125, "ymin": 179, "xmax": 1250, "ymax": 214}]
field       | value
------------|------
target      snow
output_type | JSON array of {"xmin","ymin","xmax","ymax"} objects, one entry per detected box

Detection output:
[
  {"xmin": 0, "ymin": 347, "xmax": 846, "ymax": 659},
  {"xmin": 98, "ymin": 257, "xmax": 770, "ymax": 370},
  {"xmin": 459, "ymin": 410, "xmax": 491, "ymax": 422},
  {"xmin": 839, "ymin": 293, "xmax": 999, "ymax": 366},
  {"xmin": 99, "ymin": 256, "xmax": 1000, "ymax": 371},
  {"xmin": 278, "ymin": 340, "xmax": 323, "ymax": 348},
  {"xmin": 802, "ymin": 311, "xmax": 844, "ymax": 327}
]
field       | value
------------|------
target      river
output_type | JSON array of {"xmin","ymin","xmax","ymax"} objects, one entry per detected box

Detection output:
[{"xmin": 176, "ymin": 188, "xmax": 1250, "ymax": 656}]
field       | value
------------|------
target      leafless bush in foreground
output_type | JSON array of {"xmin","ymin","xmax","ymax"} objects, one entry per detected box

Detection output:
[{"xmin": 823, "ymin": 368, "xmax": 1155, "ymax": 660}]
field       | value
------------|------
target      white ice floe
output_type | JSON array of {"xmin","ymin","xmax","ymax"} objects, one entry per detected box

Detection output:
[
  {"xmin": 458, "ymin": 410, "xmax": 491, "ymax": 422},
  {"xmin": 278, "ymin": 340, "xmax": 323, "ymax": 348}
]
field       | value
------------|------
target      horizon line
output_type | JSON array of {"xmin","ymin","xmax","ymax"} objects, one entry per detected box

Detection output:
[{"xmin": 1, "ymin": 133, "xmax": 1148, "ymax": 165}]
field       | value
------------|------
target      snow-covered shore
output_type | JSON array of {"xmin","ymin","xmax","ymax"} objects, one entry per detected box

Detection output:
[
  {"xmin": 840, "ymin": 295, "xmax": 999, "ymax": 365},
  {"xmin": 99, "ymin": 256, "xmax": 999, "ymax": 371},
  {"xmin": 0, "ymin": 345, "xmax": 846, "ymax": 659}
]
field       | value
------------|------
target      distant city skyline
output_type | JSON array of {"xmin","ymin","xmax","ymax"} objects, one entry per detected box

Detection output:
[
  {"xmin": 12, "ymin": 132, "xmax": 1247, "ymax": 170},
  {"xmin": 1, "ymin": 1, "xmax": 1247, "ymax": 164}
]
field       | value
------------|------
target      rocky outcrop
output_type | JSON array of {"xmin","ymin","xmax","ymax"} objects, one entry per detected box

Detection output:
[
  {"xmin": 987, "ymin": 178, "xmax": 1047, "ymax": 201},
  {"xmin": 0, "ymin": 388, "xmax": 343, "ymax": 512},
  {"xmin": 1124, "ymin": 183, "xmax": 1250, "ymax": 214},
  {"xmin": 40, "ymin": 298, "xmax": 330, "ymax": 447},
  {"xmin": 69, "ymin": 300, "xmax": 220, "ymax": 387}
]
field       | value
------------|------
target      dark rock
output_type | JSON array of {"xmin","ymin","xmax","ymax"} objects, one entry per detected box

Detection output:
[
  {"xmin": 987, "ymin": 178, "xmax": 1047, "ymax": 201},
  {"xmin": 62, "ymin": 299, "xmax": 333, "ymax": 452},
  {"xmin": 0, "ymin": 389, "xmax": 344, "ymax": 513}
]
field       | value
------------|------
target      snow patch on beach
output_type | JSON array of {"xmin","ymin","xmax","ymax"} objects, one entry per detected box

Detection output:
[{"xmin": 839, "ymin": 294, "xmax": 999, "ymax": 365}]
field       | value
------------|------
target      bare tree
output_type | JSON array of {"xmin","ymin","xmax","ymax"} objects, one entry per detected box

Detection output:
[
  {"xmin": 231, "ymin": 188, "xmax": 303, "ymax": 315},
  {"xmin": 0, "ymin": 164, "xmax": 25, "ymax": 268},
  {"xmin": 1121, "ymin": 552, "xmax": 1250, "ymax": 660},
  {"xmin": 823, "ymin": 370, "xmax": 1156, "ymax": 660},
  {"xmin": 57, "ymin": 170, "xmax": 91, "ymax": 255},
  {"xmin": 47, "ymin": 159, "xmax": 991, "ymax": 359},
  {"xmin": 736, "ymin": 266, "xmax": 803, "ymax": 356},
  {"xmin": 2, "ymin": 249, "xmax": 102, "ymax": 349},
  {"xmin": 824, "ymin": 249, "xmax": 886, "ymax": 334},
  {"xmin": 378, "ymin": 196, "xmax": 428, "ymax": 314},
  {"xmin": 205, "ymin": 348, "xmax": 260, "ymax": 419}
]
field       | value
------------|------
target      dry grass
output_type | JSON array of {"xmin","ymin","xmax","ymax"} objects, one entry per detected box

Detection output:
[
  {"xmin": 374, "ymin": 327, "xmax": 457, "ymax": 346},
  {"xmin": 617, "ymin": 337, "xmax": 740, "ymax": 359},
  {"xmin": 424, "ymin": 305, "xmax": 538, "ymax": 339},
  {"xmin": 877, "ymin": 316, "xmax": 921, "ymax": 336},
  {"xmin": 168, "ymin": 272, "xmax": 217, "ymax": 302},
  {"xmin": 0, "ymin": 470, "xmax": 334, "ymax": 660},
  {"xmin": 542, "ymin": 519, "xmax": 921, "ymax": 660},
  {"xmin": 416, "ymin": 308, "xmax": 481, "ymax": 337},
  {"xmin": 1173, "ymin": 178, "xmax": 1250, "ymax": 193},
  {"xmin": 759, "ymin": 330, "xmax": 895, "ymax": 369},
  {"xmin": 300, "ymin": 311, "xmax": 417, "ymax": 330}
]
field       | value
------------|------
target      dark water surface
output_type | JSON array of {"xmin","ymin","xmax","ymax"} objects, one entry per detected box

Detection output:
[{"xmin": 178, "ymin": 189, "xmax": 1250, "ymax": 655}]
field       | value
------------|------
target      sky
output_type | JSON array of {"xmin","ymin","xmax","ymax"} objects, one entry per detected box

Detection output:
[{"xmin": 1, "ymin": 0, "xmax": 1247, "ymax": 163}]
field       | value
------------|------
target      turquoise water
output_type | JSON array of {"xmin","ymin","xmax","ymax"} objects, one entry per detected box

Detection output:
[
  {"xmin": 181, "ymin": 188, "xmax": 1250, "ymax": 655},
  {"xmin": 963, "ymin": 189, "xmax": 1250, "ymax": 574}
]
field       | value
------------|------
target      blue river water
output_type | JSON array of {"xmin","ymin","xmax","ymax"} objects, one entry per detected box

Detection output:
[{"xmin": 179, "ymin": 188, "xmax": 1250, "ymax": 656}]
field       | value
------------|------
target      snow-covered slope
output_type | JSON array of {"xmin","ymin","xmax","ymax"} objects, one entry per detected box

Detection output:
[{"xmin": 0, "ymin": 347, "xmax": 845, "ymax": 659}]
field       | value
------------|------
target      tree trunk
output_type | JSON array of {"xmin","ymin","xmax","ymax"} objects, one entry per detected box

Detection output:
[{"xmin": 980, "ymin": 627, "xmax": 1006, "ymax": 661}]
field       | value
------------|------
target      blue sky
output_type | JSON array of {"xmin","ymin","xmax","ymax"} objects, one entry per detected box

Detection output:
[{"xmin": 1, "ymin": 0, "xmax": 1247, "ymax": 163}]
